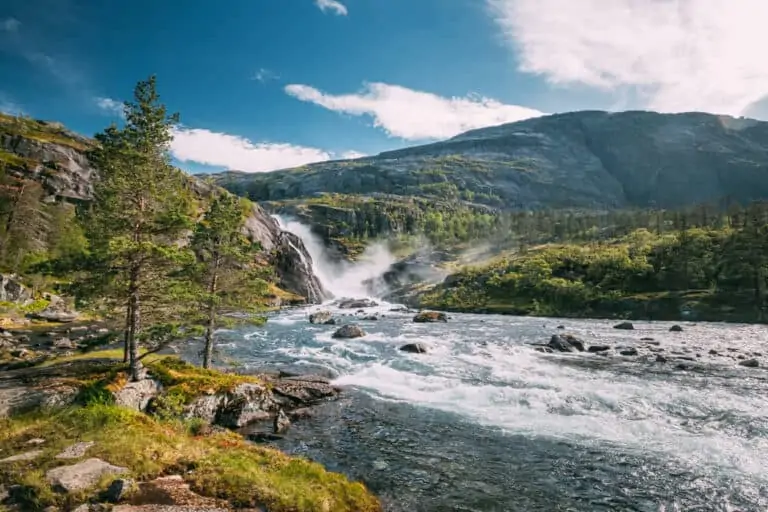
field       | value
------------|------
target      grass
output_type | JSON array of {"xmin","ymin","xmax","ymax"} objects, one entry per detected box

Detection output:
[
  {"xmin": 0, "ymin": 404, "xmax": 380, "ymax": 511},
  {"xmin": 147, "ymin": 358, "xmax": 265, "ymax": 404},
  {"xmin": 36, "ymin": 348, "xmax": 168, "ymax": 368}
]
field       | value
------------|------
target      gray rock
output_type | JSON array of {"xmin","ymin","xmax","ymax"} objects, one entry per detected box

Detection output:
[
  {"xmin": 739, "ymin": 358, "xmax": 760, "ymax": 368},
  {"xmin": 273, "ymin": 409, "xmax": 290, "ymax": 434},
  {"xmin": 56, "ymin": 441, "xmax": 95, "ymax": 460},
  {"xmin": 52, "ymin": 337, "xmax": 76, "ymax": 349},
  {"xmin": 337, "ymin": 298, "xmax": 378, "ymax": 309},
  {"xmin": 308, "ymin": 310, "xmax": 332, "ymax": 324},
  {"xmin": 30, "ymin": 297, "xmax": 80, "ymax": 323},
  {"xmin": 0, "ymin": 449, "xmax": 44, "ymax": 463},
  {"xmin": 323, "ymin": 318, "xmax": 337, "ymax": 325},
  {"xmin": 331, "ymin": 324, "xmax": 366, "ymax": 339},
  {"xmin": 587, "ymin": 345, "xmax": 611, "ymax": 353},
  {"xmin": 669, "ymin": 325, "xmax": 684, "ymax": 332},
  {"xmin": 413, "ymin": 311, "xmax": 448, "ymax": 323},
  {"xmin": 113, "ymin": 378, "xmax": 162, "ymax": 412},
  {"xmin": 656, "ymin": 354, "xmax": 668, "ymax": 363},
  {"xmin": 0, "ymin": 274, "xmax": 31, "ymax": 304},
  {"xmin": 399, "ymin": 343, "xmax": 428, "ymax": 354},
  {"xmin": 216, "ymin": 383, "xmax": 277, "ymax": 428},
  {"xmin": 620, "ymin": 348, "xmax": 639, "ymax": 356},
  {"xmin": 613, "ymin": 322, "xmax": 635, "ymax": 330},
  {"xmin": 46, "ymin": 458, "xmax": 128, "ymax": 493},
  {"xmin": 548, "ymin": 334, "xmax": 585, "ymax": 352},
  {"xmin": 104, "ymin": 478, "xmax": 136, "ymax": 503},
  {"xmin": 26, "ymin": 438, "xmax": 46, "ymax": 445}
]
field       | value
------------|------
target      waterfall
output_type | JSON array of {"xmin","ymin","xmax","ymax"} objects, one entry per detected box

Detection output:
[{"xmin": 273, "ymin": 215, "xmax": 396, "ymax": 300}]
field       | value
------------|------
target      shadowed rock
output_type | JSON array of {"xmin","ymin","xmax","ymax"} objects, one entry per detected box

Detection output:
[{"xmin": 332, "ymin": 324, "xmax": 366, "ymax": 339}]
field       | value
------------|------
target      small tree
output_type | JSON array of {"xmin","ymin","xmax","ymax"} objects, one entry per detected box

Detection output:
[
  {"xmin": 84, "ymin": 76, "xmax": 193, "ymax": 380},
  {"xmin": 190, "ymin": 193, "xmax": 269, "ymax": 368}
]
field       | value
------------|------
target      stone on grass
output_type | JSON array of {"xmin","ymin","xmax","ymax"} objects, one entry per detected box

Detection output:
[
  {"xmin": 104, "ymin": 478, "xmax": 136, "ymax": 503},
  {"xmin": 56, "ymin": 441, "xmax": 96, "ymax": 460},
  {"xmin": 113, "ymin": 378, "xmax": 163, "ymax": 412},
  {"xmin": 0, "ymin": 450, "xmax": 44, "ymax": 463},
  {"xmin": 46, "ymin": 458, "xmax": 128, "ymax": 493}
]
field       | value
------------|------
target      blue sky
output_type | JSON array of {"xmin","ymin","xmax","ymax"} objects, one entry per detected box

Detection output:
[{"xmin": 1, "ymin": 0, "xmax": 767, "ymax": 173}]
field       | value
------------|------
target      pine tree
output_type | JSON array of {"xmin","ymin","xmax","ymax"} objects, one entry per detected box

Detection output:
[
  {"xmin": 189, "ymin": 193, "xmax": 269, "ymax": 368},
  {"xmin": 84, "ymin": 76, "xmax": 193, "ymax": 380}
]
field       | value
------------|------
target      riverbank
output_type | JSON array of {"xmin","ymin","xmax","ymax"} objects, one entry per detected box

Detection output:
[{"xmin": 0, "ymin": 351, "xmax": 380, "ymax": 511}]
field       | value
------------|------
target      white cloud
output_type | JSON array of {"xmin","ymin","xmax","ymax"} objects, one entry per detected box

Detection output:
[
  {"xmin": 171, "ymin": 127, "xmax": 362, "ymax": 172},
  {"xmin": 488, "ymin": 0, "xmax": 768, "ymax": 116},
  {"xmin": 95, "ymin": 97, "xmax": 124, "ymax": 117},
  {"xmin": 340, "ymin": 150, "xmax": 367, "ymax": 160},
  {"xmin": 285, "ymin": 82, "xmax": 544, "ymax": 140},
  {"xmin": 1, "ymin": 18, "xmax": 20, "ymax": 32},
  {"xmin": 251, "ymin": 68, "xmax": 279, "ymax": 83},
  {"xmin": 315, "ymin": 0, "xmax": 348, "ymax": 16}
]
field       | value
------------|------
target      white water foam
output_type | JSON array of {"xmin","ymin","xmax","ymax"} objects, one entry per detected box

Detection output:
[{"xmin": 274, "ymin": 215, "xmax": 396, "ymax": 299}]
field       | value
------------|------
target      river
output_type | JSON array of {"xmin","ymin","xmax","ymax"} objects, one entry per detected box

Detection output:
[{"xmin": 210, "ymin": 302, "xmax": 768, "ymax": 512}]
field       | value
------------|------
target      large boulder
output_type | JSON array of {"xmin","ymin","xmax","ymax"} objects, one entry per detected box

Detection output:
[
  {"xmin": 309, "ymin": 310, "xmax": 333, "ymax": 324},
  {"xmin": 113, "ymin": 379, "xmax": 163, "ymax": 412},
  {"xmin": 337, "ymin": 298, "xmax": 378, "ymax": 309},
  {"xmin": 0, "ymin": 275, "xmax": 31, "ymax": 304},
  {"xmin": 413, "ymin": 311, "xmax": 448, "ymax": 323},
  {"xmin": 400, "ymin": 343, "xmax": 428, "ymax": 354},
  {"xmin": 548, "ymin": 334, "xmax": 585, "ymax": 352},
  {"xmin": 46, "ymin": 458, "xmax": 128, "ymax": 493},
  {"xmin": 29, "ymin": 296, "xmax": 80, "ymax": 323},
  {"xmin": 332, "ymin": 324, "xmax": 366, "ymax": 339},
  {"xmin": 613, "ymin": 322, "xmax": 635, "ymax": 330},
  {"xmin": 216, "ymin": 383, "xmax": 277, "ymax": 428}
]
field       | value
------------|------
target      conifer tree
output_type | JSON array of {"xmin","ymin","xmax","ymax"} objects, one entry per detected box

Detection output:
[
  {"xmin": 189, "ymin": 193, "xmax": 269, "ymax": 368},
  {"xmin": 85, "ymin": 76, "xmax": 193, "ymax": 380}
]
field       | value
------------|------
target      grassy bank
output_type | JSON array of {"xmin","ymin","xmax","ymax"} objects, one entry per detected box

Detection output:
[
  {"xmin": 0, "ymin": 354, "xmax": 380, "ymax": 512},
  {"xmin": 416, "ymin": 228, "xmax": 768, "ymax": 324}
]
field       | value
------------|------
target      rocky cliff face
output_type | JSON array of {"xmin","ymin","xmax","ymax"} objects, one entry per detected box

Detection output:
[
  {"xmin": 212, "ymin": 110, "xmax": 768, "ymax": 210},
  {"xmin": 0, "ymin": 115, "xmax": 325, "ymax": 303}
]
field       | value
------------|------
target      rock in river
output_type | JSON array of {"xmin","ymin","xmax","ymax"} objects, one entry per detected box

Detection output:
[
  {"xmin": 588, "ymin": 345, "xmax": 611, "ymax": 353},
  {"xmin": 337, "ymin": 298, "xmax": 378, "ymax": 309},
  {"xmin": 669, "ymin": 325, "xmax": 684, "ymax": 332},
  {"xmin": 613, "ymin": 322, "xmax": 635, "ymax": 330},
  {"xmin": 413, "ymin": 311, "xmax": 448, "ymax": 323},
  {"xmin": 548, "ymin": 334, "xmax": 585, "ymax": 352},
  {"xmin": 400, "ymin": 343, "xmax": 428, "ymax": 354},
  {"xmin": 309, "ymin": 310, "xmax": 333, "ymax": 324},
  {"xmin": 739, "ymin": 359, "xmax": 760, "ymax": 368},
  {"xmin": 332, "ymin": 324, "xmax": 366, "ymax": 339}
]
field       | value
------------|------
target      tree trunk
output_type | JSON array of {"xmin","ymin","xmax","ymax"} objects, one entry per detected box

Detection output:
[
  {"xmin": 202, "ymin": 264, "xmax": 219, "ymax": 369},
  {"xmin": 127, "ymin": 262, "xmax": 141, "ymax": 381},
  {"xmin": 123, "ymin": 305, "xmax": 131, "ymax": 363}
]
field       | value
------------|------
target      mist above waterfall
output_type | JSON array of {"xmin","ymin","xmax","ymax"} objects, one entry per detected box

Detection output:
[{"xmin": 274, "ymin": 216, "xmax": 396, "ymax": 299}]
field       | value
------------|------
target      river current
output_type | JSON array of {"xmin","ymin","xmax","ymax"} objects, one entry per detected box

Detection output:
[{"xmin": 210, "ymin": 303, "xmax": 768, "ymax": 512}]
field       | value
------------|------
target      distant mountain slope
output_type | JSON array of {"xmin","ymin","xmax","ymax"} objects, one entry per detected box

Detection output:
[{"xmin": 212, "ymin": 111, "xmax": 768, "ymax": 210}]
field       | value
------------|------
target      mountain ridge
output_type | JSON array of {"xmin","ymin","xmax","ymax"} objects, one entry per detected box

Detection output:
[{"xmin": 211, "ymin": 110, "xmax": 768, "ymax": 211}]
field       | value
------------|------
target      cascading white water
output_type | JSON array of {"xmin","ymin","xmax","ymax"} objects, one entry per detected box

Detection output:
[{"xmin": 274, "ymin": 215, "xmax": 396, "ymax": 300}]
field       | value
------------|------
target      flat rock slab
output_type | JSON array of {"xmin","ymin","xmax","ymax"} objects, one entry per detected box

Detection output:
[
  {"xmin": 46, "ymin": 458, "xmax": 128, "ymax": 492},
  {"xmin": 112, "ymin": 506, "xmax": 230, "ymax": 511},
  {"xmin": 0, "ymin": 449, "xmax": 44, "ymax": 463},
  {"xmin": 56, "ymin": 441, "xmax": 95, "ymax": 459}
]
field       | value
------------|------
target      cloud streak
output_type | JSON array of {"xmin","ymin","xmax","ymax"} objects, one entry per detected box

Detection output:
[
  {"xmin": 171, "ymin": 127, "xmax": 361, "ymax": 172},
  {"xmin": 95, "ymin": 97, "xmax": 124, "ymax": 117},
  {"xmin": 251, "ymin": 68, "xmax": 279, "ymax": 83},
  {"xmin": 488, "ymin": 0, "xmax": 768, "ymax": 116},
  {"xmin": 1, "ymin": 18, "xmax": 21, "ymax": 32},
  {"xmin": 315, "ymin": 0, "xmax": 348, "ymax": 16},
  {"xmin": 285, "ymin": 82, "xmax": 544, "ymax": 140}
]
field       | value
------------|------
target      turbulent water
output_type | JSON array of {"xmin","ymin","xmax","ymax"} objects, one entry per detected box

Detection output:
[
  {"xmin": 221, "ymin": 218, "xmax": 768, "ymax": 511},
  {"xmin": 212, "ymin": 304, "xmax": 768, "ymax": 512}
]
